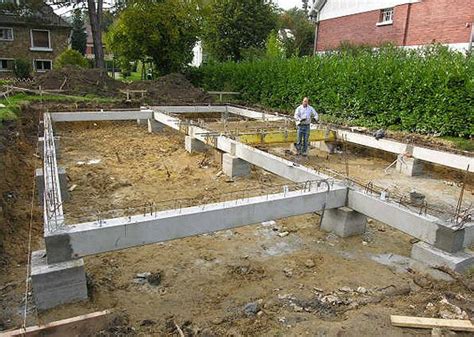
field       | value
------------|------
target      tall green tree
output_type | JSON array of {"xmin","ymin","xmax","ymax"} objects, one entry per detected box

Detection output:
[
  {"xmin": 70, "ymin": 8, "xmax": 87, "ymax": 55},
  {"xmin": 106, "ymin": 0, "xmax": 200, "ymax": 74},
  {"xmin": 202, "ymin": 0, "xmax": 279, "ymax": 62},
  {"xmin": 279, "ymin": 8, "xmax": 314, "ymax": 57}
]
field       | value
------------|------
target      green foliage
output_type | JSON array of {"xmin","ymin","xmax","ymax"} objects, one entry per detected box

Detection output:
[
  {"xmin": 202, "ymin": 0, "xmax": 279, "ymax": 62},
  {"xmin": 279, "ymin": 8, "xmax": 314, "ymax": 57},
  {"xmin": 191, "ymin": 45, "xmax": 474, "ymax": 137},
  {"xmin": 71, "ymin": 8, "xmax": 87, "ymax": 55},
  {"xmin": 14, "ymin": 59, "xmax": 31, "ymax": 79},
  {"xmin": 265, "ymin": 31, "xmax": 285, "ymax": 59},
  {"xmin": 106, "ymin": 0, "xmax": 200, "ymax": 74},
  {"xmin": 55, "ymin": 49, "xmax": 90, "ymax": 69}
]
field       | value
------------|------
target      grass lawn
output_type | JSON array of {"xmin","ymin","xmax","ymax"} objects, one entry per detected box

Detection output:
[{"xmin": 0, "ymin": 93, "xmax": 118, "ymax": 122}]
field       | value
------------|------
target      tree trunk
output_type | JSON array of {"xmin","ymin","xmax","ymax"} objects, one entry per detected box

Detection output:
[{"xmin": 87, "ymin": 0, "xmax": 105, "ymax": 69}]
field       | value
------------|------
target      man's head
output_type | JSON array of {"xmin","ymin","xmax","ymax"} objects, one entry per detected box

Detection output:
[{"xmin": 302, "ymin": 97, "xmax": 309, "ymax": 107}]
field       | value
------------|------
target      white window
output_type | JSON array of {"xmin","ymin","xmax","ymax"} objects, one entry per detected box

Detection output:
[
  {"xmin": 0, "ymin": 59, "xmax": 14, "ymax": 71},
  {"xmin": 34, "ymin": 59, "xmax": 52, "ymax": 72},
  {"xmin": 377, "ymin": 8, "xmax": 394, "ymax": 26},
  {"xmin": 30, "ymin": 29, "xmax": 52, "ymax": 51},
  {"xmin": 0, "ymin": 28, "xmax": 13, "ymax": 41}
]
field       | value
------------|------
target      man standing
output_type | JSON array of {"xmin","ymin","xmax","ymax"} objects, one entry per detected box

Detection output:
[{"xmin": 294, "ymin": 97, "xmax": 318, "ymax": 156}]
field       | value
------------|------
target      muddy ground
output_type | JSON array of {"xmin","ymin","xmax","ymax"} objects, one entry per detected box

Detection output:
[{"xmin": 1, "ymin": 115, "xmax": 473, "ymax": 336}]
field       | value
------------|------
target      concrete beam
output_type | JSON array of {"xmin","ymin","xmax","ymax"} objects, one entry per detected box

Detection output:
[
  {"xmin": 45, "ymin": 185, "xmax": 347, "ymax": 262},
  {"xmin": 50, "ymin": 110, "xmax": 153, "ymax": 122},
  {"xmin": 336, "ymin": 130, "xmax": 473, "ymax": 173},
  {"xmin": 153, "ymin": 110, "xmax": 331, "ymax": 182},
  {"xmin": 150, "ymin": 105, "xmax": 227, "ymax": 113},
  {"xmin": 227, "ymin": 106, "xmax": 286, "ymax": 121},
  {"xmin": 347, "ymin": 189, "xmax": 465, "ymax": 253}
]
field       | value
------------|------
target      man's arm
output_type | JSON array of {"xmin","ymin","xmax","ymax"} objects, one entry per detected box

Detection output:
[
  {"xmin": 312, "ymin": 107, "xmax": 319, "ymax": 123},
  {"xmin": 294, "ymin": 107, "xmax": 301, "ymax": 124}
]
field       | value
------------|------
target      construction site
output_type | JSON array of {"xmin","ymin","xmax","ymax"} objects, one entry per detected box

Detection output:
[{"xmin": 0, "ymin": 70, "xmax": 473, "ymax": 336}]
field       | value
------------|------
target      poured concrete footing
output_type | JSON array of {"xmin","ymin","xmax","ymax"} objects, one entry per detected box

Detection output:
[
  {"xmin": 31, "ymin": 250, "xmax": 88, "ymax": 310},
  {"xmin": 411, "ymin": 242, "xmax": 474, "ymax": 272},
  {"xmin": 315, "ymin": 141, "xmax": 336, "ymax": 154},
  {"xmin": 396, "ymin": 154, "xmax": 424, "ymax": 176},
  {"xmin": 147, "ymin": 119, "xmax": 164, "ymax": 133},
  {"xmin": 35, "ymin": 167, "xmax": 69, "ymax": 204},
  {"xmin": 321, "ymin": 207, "xmax": 367, "ymax": 237},
  {"xmin": 222, "ymin": 153, "xmax": 251, "ymax": 178},
  {"xmin": 185, "ymin": 136, "xmax": 209, "ymax": 153}
]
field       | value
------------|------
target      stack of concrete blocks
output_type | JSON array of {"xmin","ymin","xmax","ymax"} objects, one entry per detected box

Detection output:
[
  {"xmin": 222, "ymin": 153, "xmax": 251, "ymax": 178},
  {"xmin": 185, "ymin": 136, "xmax": 210, "ymax": 154},
  {"xmin": 35, "ymin": 167, "xmax": 69, "ymax": 204},
  {"xmin": 31, "ymin": 250, "xmax": 88, "ymax": 310},
  {"xmin": 321, "ymin": 207, "xmax": 367, "ymax": 237},
  {"xmin": 396, "ymin": 154, "xmax": 424, "ymax": 176}
]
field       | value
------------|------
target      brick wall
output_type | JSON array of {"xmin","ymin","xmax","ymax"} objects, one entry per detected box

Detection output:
[
  {"xmin": 316, "ymin": 0, "xmax": 473, "ymax": 51},
  {"xmin": 0, "ymin": 24, "xmax": 70, "ymax": 75},
  {"xmin": 405, "ymin": 0, "xmax": 473, "ymax": 45}
]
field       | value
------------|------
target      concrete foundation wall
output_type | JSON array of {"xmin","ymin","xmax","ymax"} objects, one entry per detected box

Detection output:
[
  {"xmin": 45, "ymin": 186, "xmax": 348, "ymax": 262},
  {"xmin": 51, "ymin": 110, "xmax": 153, "ymax": 122}
]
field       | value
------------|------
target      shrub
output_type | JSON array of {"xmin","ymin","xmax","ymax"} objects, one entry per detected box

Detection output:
[
  {"xmin": 14, "ymin": 59, "xmax": 31, "ymax": 79},
  {"xmin": 190, "ymin": 45, "xmax": 474, "ymax": 137},
  {"xmin": 55, "ymin": 49, "xmax": 90, "ymax": 69}
]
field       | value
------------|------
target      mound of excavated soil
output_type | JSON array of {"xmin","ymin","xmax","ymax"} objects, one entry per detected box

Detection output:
[
  {"xmin": 128, "ymin": 73, "xmax": 211, "ymax": 104},
  {"xmin": 30, "ymin": 69, "xmax": 211, "ymax": 104},
  {"xmin": 32, "ymin": 66, "xmax": 125, "ymax": 97}
]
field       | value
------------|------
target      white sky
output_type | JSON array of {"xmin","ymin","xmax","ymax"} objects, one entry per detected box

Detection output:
[{"xmin": 276, "ymin": 0, "xmax": 302, "ymax": 10}]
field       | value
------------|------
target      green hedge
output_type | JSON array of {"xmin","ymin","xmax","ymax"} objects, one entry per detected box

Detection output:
[{"xmin": 190, "ymin": 45, "xmax": 474, "ymax": 137}]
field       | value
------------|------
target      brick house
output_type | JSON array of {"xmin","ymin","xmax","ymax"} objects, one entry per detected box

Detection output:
[
  {"xmin": 0, "ymin": 0, "xmax": 71, "ymax": 75},
  {"xmin": 311, "ymin": 0, "xmax": 474, "ymax": 52}
]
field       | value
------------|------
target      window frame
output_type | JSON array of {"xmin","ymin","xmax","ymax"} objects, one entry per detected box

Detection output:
[
  {"xmin": 0, "ymin": 27, "xmax": 14, "ymax": 41},
  {"xmin": 30, "ymin": 29, "xmax": 52, "ymax": 51},
  {"xmin": 33, "ymin": 59, "xmax": 52, "ymax": 72},
  {"xmin": 0, "ymin": 58, "xmax": 14, "ymax": 72},
  {"xmin": 377, "ymin": 8, "xmax": 394, "ymax": 26}
]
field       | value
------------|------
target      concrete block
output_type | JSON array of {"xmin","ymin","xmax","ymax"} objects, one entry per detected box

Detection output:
[
  {"xmin": 58, "ymin": 167, "xmax": 69, "ymax": 202},
  {"xmin": 315, "ymin": 141, "xmax": 336, "ymax": 154},
  {"xmin": 321, "ymin": 206, "xmax": 367, "ymax": 237},
  {"xmin": 138, "ymin": 118, "xmax": 147, "ymax": 125},
  {"xmin": 35, "ymin": 168, "xmax": 44, "ymax": 205},
  {"xmin": 222, "ymin": 153, "xmax": 251, "ymax": 178},
  {"xmin": 411, "ymin": 242, "xmax": 474, "ymax": 272},
  {"xmin": 147, "ymin": 119, "xmax": 164, "ymax": 133},
  {"xmin": 396, "ymin": 154, "xmax": 423, "ymax": 176},
  {"xmin": 31, "ymin": 250, "xmax": 88, "ymax": 310},
  {"xmin": 185, "ymin": 136, "xmax": 209, "ymax": 153},
  {"xmin": 38, "ymin": 136, "xmax": 60, "ymax": 158},
  {"xmin": 36, "ymin": 167, "xmax": 69, "ymax": 203}
]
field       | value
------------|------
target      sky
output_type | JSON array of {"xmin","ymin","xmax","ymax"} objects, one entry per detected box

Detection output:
[{"xmin": 276, "ymin": 0, "xmax": 302, "ymax": 10}]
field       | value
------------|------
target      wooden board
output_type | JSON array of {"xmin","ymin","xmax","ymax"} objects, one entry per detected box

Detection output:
[
  {"xmin": 0, "ymin": 310, "xmax": 112, "ymax": 337},
  {"xmin": 391, "ymin": 315, "xmax": 474, "ymax": 332}
]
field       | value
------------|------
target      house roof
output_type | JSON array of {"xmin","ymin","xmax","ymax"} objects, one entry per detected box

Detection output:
[{"xmin": 0, "ymin": 2, "xmax": 71, "ymax": 28}]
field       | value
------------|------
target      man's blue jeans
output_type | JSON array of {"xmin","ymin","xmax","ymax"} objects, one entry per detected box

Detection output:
[{"xmin": 296, "ymin": 124, "xmax": 310, "ymax": 155}]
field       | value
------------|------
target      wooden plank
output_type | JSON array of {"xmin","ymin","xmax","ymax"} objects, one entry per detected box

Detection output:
[
  {"xmin": 390, "ymin": 315, "xmax": 474, "ymax": 332},
  {"xmin": 1, "ymin": 310, "xmax": 112, "ymax": 337}
]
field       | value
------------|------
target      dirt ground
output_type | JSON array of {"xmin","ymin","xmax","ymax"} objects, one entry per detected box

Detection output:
[{"xmin": 1, "ymin": 110, "xmax": 474, "ymax": 336}]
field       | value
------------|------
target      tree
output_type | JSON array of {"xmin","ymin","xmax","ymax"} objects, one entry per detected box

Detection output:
[
  {"xmin": 55, "ymin": 49, "xmax": 90, "ymax": 68},
  {"xmin": 106, "ymin": 0, "xmax": 200, "ymax": 74},
  {"xmin": 302, "ymin": 0, "xmax": 309, "ymax": 15},
  {"xmin": 279, "ymin": 8, "xmax": 314, "ymax": 57},
  {"xmin": 70, "ymin": 8, "xmax": 87, "ymax": 55},
  {"xmin": 202, "ymin": 0, "xmax": 279, "ymax": 62},
  {"xmin": 86, "ymin": 0, "xmax": 105, "ymax": 68}
]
